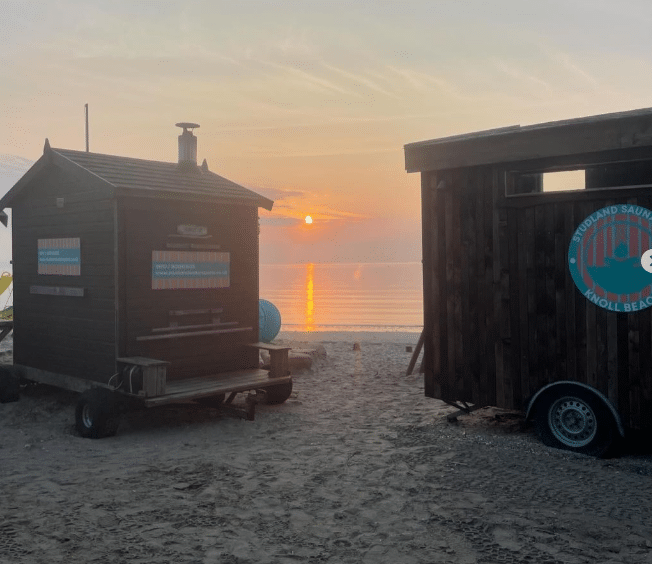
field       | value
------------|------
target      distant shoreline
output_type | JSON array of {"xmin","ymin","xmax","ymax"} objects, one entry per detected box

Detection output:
[
  {"xmin": 0, "ymin": 330, "xmax": 422, "ymax": 356},
  {"xmin": 277, "ymin": 330, "xmax": 422, "ymax": 344}
]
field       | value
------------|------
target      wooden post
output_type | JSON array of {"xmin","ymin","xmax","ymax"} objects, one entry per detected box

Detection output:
[
  {"xmin": 406, "ymin": 331, "xmax": 425, "ymax": 376},
  {"xmin": 247, "ymin": 343, "xmax": 291, "ymax": 378}
]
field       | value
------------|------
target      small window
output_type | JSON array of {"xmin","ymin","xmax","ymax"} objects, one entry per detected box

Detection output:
[
  {"xmin": 509, "ymin": 160, "xmax": 652, "ymax": 196},
  {"xmin": 509, "ymin": 169, "xmax": 586, "ymax": 195},
  {"xmin": 542, "ymin": 170, "xmax": 585, "ymax": 192}
]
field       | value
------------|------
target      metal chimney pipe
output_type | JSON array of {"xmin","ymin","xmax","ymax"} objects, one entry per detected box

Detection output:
[{"xmin": 175, "ymin": 122, "xmax": 200, "ymax": 167}]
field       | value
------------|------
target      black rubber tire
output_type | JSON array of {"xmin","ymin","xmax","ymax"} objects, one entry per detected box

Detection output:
[
  {"xmin": 195, "ymin": 394, "xmax": 226, "ymax": 408},
  {"xmin": 75, "ymin": 388, "xmax": 121, "ymax": 439},
  {"xmin": 534, "ymin": 385, "xmax": 617, "ymax": 458},
  {"xmin": 0, "ymin": 364, "xmax": 19, "ymax": 403},
  {"xmin": 262, "ymin": 381, "xmax": 293, "ymax": 405}
]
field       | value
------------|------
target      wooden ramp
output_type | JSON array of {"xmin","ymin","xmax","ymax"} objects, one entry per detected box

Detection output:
[{"xmin": 144, "ymin": 369, "xmax": 291, "ymax": 407}]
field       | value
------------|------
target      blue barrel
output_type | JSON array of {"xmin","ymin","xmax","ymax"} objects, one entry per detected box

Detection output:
[{"xmin": 259, "ymin": 299, "xmax": 282, "ymax": 343}]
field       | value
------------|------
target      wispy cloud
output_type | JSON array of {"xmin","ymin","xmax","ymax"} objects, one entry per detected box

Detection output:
[
  {"xmin": 492, "ymin": 59, "xmax": 554, "ymax": 95},
  {"xmin": 252, "ymin": 186, "xmax": 307, "ymax": 201},
  {"xmin": 554, "ymin": 51, "xmax": 599, "ymax": 87},
  {"xmin": 321, "ymin": 63, "xmax": 399, "ymax": 99},
  {"xmin": 386, "ymin": 65, "xmax": 453, "ymax": 93},
  {"xmin": 260, "ymin": 59, "xmax": 362, "ymax": 98}
]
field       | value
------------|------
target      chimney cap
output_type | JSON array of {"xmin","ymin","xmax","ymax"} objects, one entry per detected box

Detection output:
[{"xmin": 175, "ymin": 122, "xmax": 200, "ymax": 131}]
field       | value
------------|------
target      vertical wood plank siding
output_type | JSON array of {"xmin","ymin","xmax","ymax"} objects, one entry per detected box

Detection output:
[
  {"xmin": 119, "ymin": 197, "xmax": 260, "ymax": 381},
  {"xmin": 11, "ymin": 165, "xmax": 116, "ymax": 382},
  {"xmin": 422, "ymin": 168, "xmax": 652, "ymax": 429}
]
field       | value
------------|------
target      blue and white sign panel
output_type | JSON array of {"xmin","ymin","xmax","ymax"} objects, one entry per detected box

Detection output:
[
  {"xmin": 152, "ymin": 250, "xmax": 230, "ymax": 290},
  {"xmin": 38, "ymin": 238, "xmax": 81, "ymax": 276}
]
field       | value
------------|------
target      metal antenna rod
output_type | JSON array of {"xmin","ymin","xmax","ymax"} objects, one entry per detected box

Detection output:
[{"xmin": 85, "ymin": 104, "xmax": 89, "ymax": 152}]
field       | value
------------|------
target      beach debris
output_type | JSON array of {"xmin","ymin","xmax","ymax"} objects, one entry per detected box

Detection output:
[
  {"xmin": 288, "ymin": 352, "xmax": 313, "ymax": 372},
  {"xmin": 261, "ymin": 346, "xmax": 325, "ymax": 373}
]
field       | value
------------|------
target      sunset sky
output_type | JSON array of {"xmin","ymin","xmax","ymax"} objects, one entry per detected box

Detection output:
[{"xmin": 2, "ymin": 1, "xmax": 652, "ymax": 265}]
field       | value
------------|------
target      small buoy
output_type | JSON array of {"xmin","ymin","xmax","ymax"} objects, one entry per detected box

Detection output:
[
  {"xmin": 259, "ymin": 299, "xmax": 282, "ymax": 343},
  {"xmin": 353, "ymin": 342, "xmax": 361, "ymax": 351}
]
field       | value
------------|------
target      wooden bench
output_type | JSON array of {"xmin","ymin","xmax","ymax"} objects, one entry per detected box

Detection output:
[
  {"xmin": 136, "ymin": 308, "xmax": 252, "ymax": 341},
  {"xmin": 247, "ymin": 342, "xmax": 291, "ymax": 378}
]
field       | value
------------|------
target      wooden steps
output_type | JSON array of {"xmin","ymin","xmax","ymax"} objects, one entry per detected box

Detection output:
[{"xmin": 143, "ymin": 369, "xmax": 291, "ymax": 407}]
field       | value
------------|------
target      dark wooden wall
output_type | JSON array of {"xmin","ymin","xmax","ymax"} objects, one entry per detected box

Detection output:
[
  {"xmin": 422, "ymin": 167, "xmax": 652, "ymax": 430},
  {"xmin": 11, "ymin": 164, "xmax": 117, "ymax": 381},
  {"xmin": 118, "ymin": 196, "xmax": 260, "ymax": 381},
  {"xmin": 421, "ymin": 167, "xmax": 498, "ymax": 409}
]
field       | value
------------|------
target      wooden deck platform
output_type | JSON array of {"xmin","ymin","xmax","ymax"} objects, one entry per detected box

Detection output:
[{"xmin": 143, "ymin": 369, "xmax": 291, "ymax": 407}]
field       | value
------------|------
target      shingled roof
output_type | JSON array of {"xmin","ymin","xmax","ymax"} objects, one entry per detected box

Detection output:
[{"xmin": 0, "ymin": 140, "xmax": 273, "ymax": 226}]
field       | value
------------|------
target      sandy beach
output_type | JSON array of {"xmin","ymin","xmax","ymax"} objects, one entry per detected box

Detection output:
[{"xmin": 1, "ymin": 331, "xmax": 652, "ymax": 564}]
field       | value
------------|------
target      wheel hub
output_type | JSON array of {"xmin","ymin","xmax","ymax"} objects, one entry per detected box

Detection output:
[{"xmin": 548, "ymin": 396, "xmax": 597, "ymax": 448}]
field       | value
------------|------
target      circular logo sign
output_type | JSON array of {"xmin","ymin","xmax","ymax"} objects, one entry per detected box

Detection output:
[{"xmin": 569, "ymin": 205, "xmax": 652, "ymax": 312}]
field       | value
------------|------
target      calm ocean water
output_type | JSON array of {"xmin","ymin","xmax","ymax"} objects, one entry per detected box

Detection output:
[
  {"xmin": 259, "ymin": 262, "xmax": 423, "ymax": 332},
  {"xmin": 0, "ymin": 262, "xmax": 424, "ymax": 353}
]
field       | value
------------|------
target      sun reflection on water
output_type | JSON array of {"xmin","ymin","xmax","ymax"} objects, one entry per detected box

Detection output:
[
  {"xmin": 259, "ymin": 262, "xmax": 423, "ymax": 332},
  {"xmin": 304, "ymin": 262, "xmax": 315, "ymax": 331}
]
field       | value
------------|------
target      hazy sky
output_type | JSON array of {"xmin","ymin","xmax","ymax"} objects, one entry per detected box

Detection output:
[{"xmin": 2, "ymin": 0, "xmax": 652, "ymax": 264}]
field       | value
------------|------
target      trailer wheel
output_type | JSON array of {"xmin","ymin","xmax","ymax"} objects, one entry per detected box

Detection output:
[
  {"xmin": 534, "ymin": 385, "xmax": 616, "ymax": 457},
  {"xmin": 262, "ymin": 381, "xmax": 293, "ymax": 405},
  {"xmin": 75, "ymin": 388, "xmax": 120, "ymax": 439},
  {"xmin": 0, "ymin": 365, "xmax": 19, "ymax": 403}
]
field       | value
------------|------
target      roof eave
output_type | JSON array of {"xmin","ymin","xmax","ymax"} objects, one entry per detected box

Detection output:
[
  {"xmin": 114, "ymin": 186, "xmax": 274, "ymax": 210},
  {"xmin": 404, "ymin": 107, "xmax": 652, "ymax": 173},
  {"xmin": 0, "ymin": 149, "xmax": 52, "ymax": 212},
  {"xmin": 0, "ymin": 143, "xmax": 117, "ymax": 221},
  {"xmin": 259, "ymin": 196, "xmax": 274, "ymax": 212}
]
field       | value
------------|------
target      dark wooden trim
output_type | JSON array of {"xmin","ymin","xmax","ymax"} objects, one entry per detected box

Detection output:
[
  {"xmin": 405, "ymin": 108, "xmax": 652, "ymax": 172},
  {"xmin": 136, "ymin": 326, "xmax": 252, "ymax": 341},
  {"xmin": 143, "ymin": 371, "xmax": 292, "ymax": 406},
  {"xmin": 30, "ymin": 285, "xmax": 84, "ymax": 297},
  {"xmin": 169, "ymin": 308, "xmax": 223, "ymax": 316},
  {"xmin": 15, "ymin": 364, "xmax": 112, "ymax": 394},
  {"xmin": 152, "ymin": 321, "xmax": 238, "ymax": 333},
  {"xmin": 114, "ymin": 187, "xmax": 271, "ymax": 211},
  {"xmin": 500, "ymin": 184, "xmax": 652, "ymax": 208}
]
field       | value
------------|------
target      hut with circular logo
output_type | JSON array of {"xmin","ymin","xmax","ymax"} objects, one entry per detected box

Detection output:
[{"xmin": 405, "ymin": 108, "xmax": 652, "ymax": 455}]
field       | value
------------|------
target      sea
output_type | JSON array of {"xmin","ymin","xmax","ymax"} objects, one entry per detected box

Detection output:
[
  {"xmin": 259, "ymin": 262, "xmax": 423, "ymax": 333},
  {"xmin": 0, "ymin": 261, "xmax": 424, "ymax": 353}
]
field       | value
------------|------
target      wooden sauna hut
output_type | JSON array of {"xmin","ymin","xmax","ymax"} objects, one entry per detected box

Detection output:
[
  {"xmin": 0, "ymin": 123, "xmax": 292, "ymax": 436},
  {"xmin": 404, "ymin": 108, "xmax": 652, "ymax": 456}
]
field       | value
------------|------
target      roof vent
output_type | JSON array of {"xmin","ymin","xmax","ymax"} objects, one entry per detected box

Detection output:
[{"xmin": 175, "ymin": 122, "xmax": 200, "ymax": 170}]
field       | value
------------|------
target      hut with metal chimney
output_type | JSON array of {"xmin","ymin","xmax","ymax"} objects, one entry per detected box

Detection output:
[{"xmin": 0, "ymin": 124, "xmax": 292, "ymax": 437}]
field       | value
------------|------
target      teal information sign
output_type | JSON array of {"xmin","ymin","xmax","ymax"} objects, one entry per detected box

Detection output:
[
  {"xmin": 38, "ymin": 238, "xmax": 81, "ymax": 276},
  {"xmin": 152, "ymin": 250, "xmax": 230, "ymax": 289}
]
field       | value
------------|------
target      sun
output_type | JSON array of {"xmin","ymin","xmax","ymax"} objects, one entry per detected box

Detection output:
[{"xmin": 305, "ymin": 215, "xmax": 313, "ymax": 224}]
